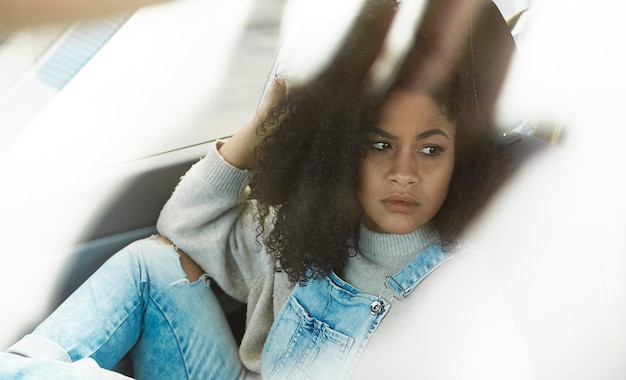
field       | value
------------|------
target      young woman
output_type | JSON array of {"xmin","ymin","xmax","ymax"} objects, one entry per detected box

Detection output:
[{"xmin": 3, "ymin": 0, "xmax": 529, "ymax": 378}]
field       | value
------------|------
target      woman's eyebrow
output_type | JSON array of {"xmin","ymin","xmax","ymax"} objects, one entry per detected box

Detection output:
[
  {"xmin": 370, "ymin": 127, "xmax": 449, "ymax": 140},
  {"xmin": 370, "ymin": 127, "xmax": 396, "ymax": 139},
  {"xmin": 417, "ymin": 129, "xmax": 449, "ymax": 140}
]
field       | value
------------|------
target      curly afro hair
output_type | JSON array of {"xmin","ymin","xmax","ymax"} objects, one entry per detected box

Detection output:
[{"xmin": 249, "ymin": 0, "xmax": 516, "ymax": 284}]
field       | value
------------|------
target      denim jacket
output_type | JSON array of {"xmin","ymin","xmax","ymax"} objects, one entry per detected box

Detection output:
[{"xmin": 260, "ymin": 241, "xmax": 452, "ymax": 379}]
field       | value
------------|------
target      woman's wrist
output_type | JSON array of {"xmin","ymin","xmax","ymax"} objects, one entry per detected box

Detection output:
[{"xmin": 217, "ymin": 120, "xmax": 259, "ymax": 170}]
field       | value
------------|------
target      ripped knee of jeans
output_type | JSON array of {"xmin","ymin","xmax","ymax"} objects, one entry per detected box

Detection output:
[
  {"xmin": 169, "ymin": 274, "xmax": 211, "ymax": 287},
  {"xmin": 149, "ymin": 235, "xmax": 209, "ymax": 285}
]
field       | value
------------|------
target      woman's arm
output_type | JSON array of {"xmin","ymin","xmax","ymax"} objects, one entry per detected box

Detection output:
[
  {"xmin": 156, "ymin": 78, "xmax": 287, "ymax": 301},
  {"xmin": 219, "ymin": 77, "xmax": 287, "ymax": 170},
  {"xmin": 156, "ymin": 141, "xmax": 262, "ymax": 301}
]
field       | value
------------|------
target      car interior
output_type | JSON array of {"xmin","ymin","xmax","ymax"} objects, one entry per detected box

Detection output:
[{"xmin": 2, "ymin": 0, "xmax": 586, "ymax": 377}]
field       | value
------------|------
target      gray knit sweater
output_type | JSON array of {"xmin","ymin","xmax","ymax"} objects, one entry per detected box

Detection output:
[{"xmin": 157, "ymin": 142, "xmax": 530, "ymax": 378}]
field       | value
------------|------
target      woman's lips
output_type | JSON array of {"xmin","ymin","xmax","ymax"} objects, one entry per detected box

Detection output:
[{"xmin": 381, "ymin": 195, "xmax": 419, "ymax": 213}]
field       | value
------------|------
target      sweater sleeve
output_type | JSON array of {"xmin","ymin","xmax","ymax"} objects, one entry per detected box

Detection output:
[{"xmin": 156, "ymin": 141, "xmax": 273, "ymax": 302}]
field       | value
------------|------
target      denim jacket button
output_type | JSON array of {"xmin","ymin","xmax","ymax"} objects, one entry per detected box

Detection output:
[{"xmin": 370, "ymin": 300, "xmax": 383, "ymax": 315}]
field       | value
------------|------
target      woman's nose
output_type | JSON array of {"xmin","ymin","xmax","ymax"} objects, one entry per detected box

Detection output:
[{"xmin": 388, "ymin": 152, "xmax": 419, "ymax": 186}]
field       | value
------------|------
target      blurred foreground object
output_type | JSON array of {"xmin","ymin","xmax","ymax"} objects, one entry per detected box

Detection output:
[
  {"xmin": 472, "ymin": 0, "xmax": 626, "ymax": 378},
  {"xmin": 0, "ymin": 0, "xmax": 267, "ymax": 351}
]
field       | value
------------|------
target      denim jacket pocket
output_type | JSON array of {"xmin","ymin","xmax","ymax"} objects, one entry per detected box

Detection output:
[{"xmin": 261, "ymin": 295, "xmax": 354, "ymax": 380}]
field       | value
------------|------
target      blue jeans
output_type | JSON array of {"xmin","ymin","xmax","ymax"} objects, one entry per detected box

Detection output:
[{"xmin": 2, "ymin": 238, "xmax": 247, "ymax": 379}]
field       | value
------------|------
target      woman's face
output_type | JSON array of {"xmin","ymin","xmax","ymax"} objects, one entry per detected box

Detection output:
[{"xmin": 357, "ymin": 90, "xmax": 456, "ymax": 234}]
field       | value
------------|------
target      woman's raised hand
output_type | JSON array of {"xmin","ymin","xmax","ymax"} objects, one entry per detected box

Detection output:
[{"xmin": 218, "ymin": 76, "xmax": 288, "ymax": 170}]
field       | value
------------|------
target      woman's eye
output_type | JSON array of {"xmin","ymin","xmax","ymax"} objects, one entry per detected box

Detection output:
[
  {"xmin": 371, "ymin": 142, "xmax": 392, "ymax": 151},
  {"xmin": 419, "ymin": 146, "xmax": 442, "ymax": 156}
]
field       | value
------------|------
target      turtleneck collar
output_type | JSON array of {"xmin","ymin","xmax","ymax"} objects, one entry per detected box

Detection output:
[{"xmin": 357, "ymin": 223, "xmax": 440, "ymax": 260}]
